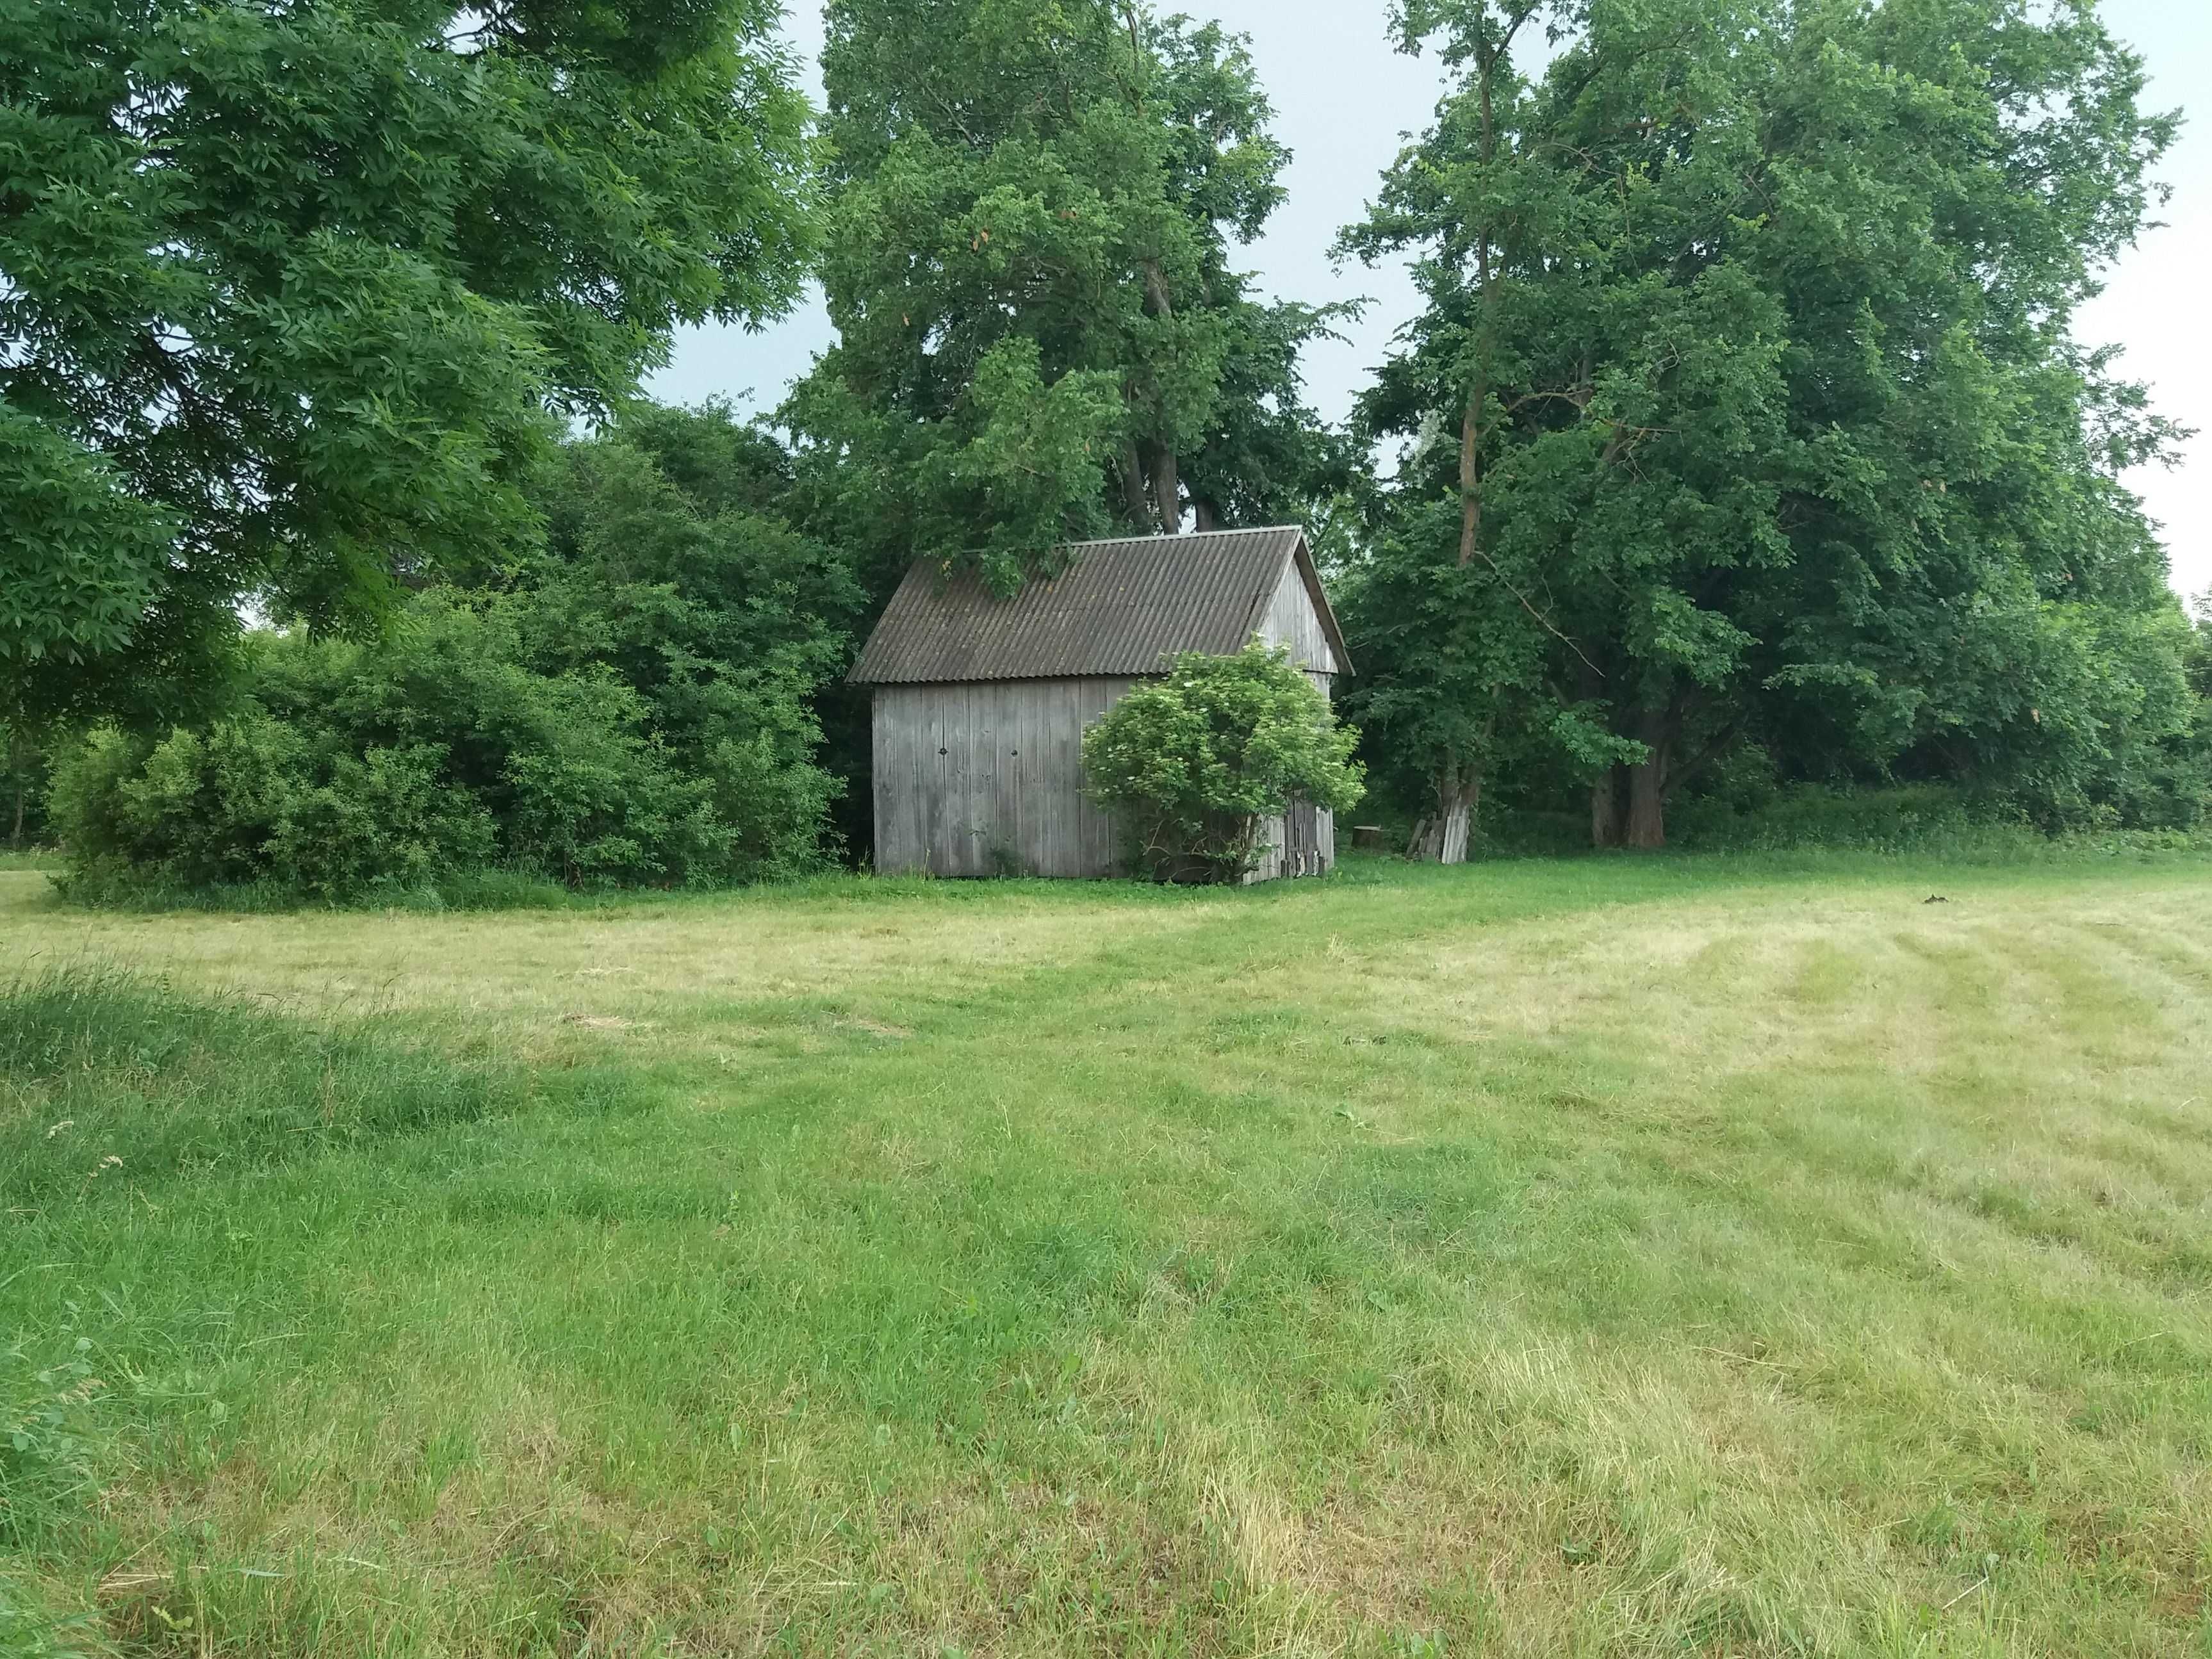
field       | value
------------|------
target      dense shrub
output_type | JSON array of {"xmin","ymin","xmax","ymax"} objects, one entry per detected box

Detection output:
[
  {"xmin": 1083, "ymin": 644, "xmax": 1364, "ymax": 883},
  {"xmin": 51, "ymin": 592, "xmax": 832, "ymax": 901},
  {"xmin": 514, "ymin": 411, "xmax": 859, "ymax": 872},
  {"xmin": 47, "ymin": 404, "xmax": 860, "ymax": 904},
  {"xmin": 1664, "ymin": 784, "xmax": 2017, "ymax": 853}
]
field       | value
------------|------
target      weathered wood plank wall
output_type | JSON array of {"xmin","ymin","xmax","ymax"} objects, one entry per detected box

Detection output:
[
  {"xmin": 1252, "ymin": 566, "xmax": 1337, "ymax": 872},
  {"xmin": 872, "ymin": 678, "xmax": 1138, "ymax": 877},
  {"xmin": 1255, "ymin": 563, "xmax": 1339, "ymax": 690},
  {"xmin": 870, "ymin": 562, "xmax": 1343, "ymax": 880}
]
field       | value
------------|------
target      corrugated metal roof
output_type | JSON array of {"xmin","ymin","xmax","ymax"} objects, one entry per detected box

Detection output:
[{"xmin": 848, "ymin": 527, "xmax": 1350, "ymax": 685}]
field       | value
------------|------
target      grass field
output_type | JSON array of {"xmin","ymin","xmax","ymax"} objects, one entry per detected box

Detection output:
[{"xmin": 4, "ymin": 852, "xmax": 2212, "ymax": 1656}]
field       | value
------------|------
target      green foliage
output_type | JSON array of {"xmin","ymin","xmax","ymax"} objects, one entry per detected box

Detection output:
[
  {"xmin": 2, "ymin": 716, "xmax": 57, "ymax": 849},
  {"xmin": 1082, "ymin": 644, "xmax": 1363, "ymax": 882},
  {"xmin": 1662, "ymin": 784, "xmax": 2018, "ymax": 856},
  {"xmin": 526, "ymin": 406, "xmax": 874, "ymax": 721},
  {"xmin": 50, "ymin": 592, "xmax": 825, "ymax": 903},
  {"xmin": 0, "ymin": 1332, "xmax": 110, "ymax": 1657},
  {"xmin": 0, "ymin": 406, "xmax": 178, "ymax": 682},
  {"xmin": 46, "ymin": 404, "xmax": 853, "ymax": 904},
  {"xmin": 2170, "ymin": 598, "xmax": 2212, "ymax": 818},
  {"xmin": 1, "ymin": 1339, "xmax": 102, "ymax": 1552},
  {"xmin": 520, "ymin": 402, "xmax": 859, "ymax": 864},
  {"xmin": 786, "ymin": 0, "xmax": 1348, "ymax": 598},
  {"xmin": 1338, "ymin": 0, "xmax": 2192, "ymax": 852},
  {"xmin": 1, "ymin": 0, "xmax": 815, "ymax": 720}
]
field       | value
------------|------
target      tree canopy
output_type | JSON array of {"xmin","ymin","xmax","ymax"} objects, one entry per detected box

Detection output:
[
  {"xmin": 1, "ymin": 0, "xmax": 816, "ymax": 722},
  {"xmin": 9, "ymin": 0, "xmax": 2206, "ymax": 886},
  {"xmin": 783, "ymin": 0, "xmax": 1351, "ymax": 598},
  {"xmin": 1336, "ymin": 0, "xmax": 2188, "ymax": 850}
]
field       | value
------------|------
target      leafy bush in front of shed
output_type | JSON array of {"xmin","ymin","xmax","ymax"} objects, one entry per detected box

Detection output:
[{"xmin": 1082, "ymin": 643, "xmax": 1364, "ymax": 883}]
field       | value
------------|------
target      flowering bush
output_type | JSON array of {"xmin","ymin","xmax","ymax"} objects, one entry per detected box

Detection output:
[{"xmin": 1082, "ymin": 643, "xmax": 1363, "ymax": 883}]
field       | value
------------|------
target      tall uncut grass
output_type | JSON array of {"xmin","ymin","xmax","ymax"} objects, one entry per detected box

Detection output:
[{"xmin": 1, "ymin": 971, "xmax": 521, "ymax": 1203}]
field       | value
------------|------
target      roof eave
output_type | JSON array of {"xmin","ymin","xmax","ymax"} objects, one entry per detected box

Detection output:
[{"xmin": 1289, "ymin": 532, "xmax": 1354, "ymax": 678}]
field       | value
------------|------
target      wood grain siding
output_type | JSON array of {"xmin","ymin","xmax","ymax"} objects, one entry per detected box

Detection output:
[
  {"xmin": 1255, "ymin": 562, "xmax": 1338, "ymax": 676},
  {"xmin": 1249, "ymin": 564, "xmax": 1338, "ymax": 875},
  {"xmin": 872, "ymin": 678, "xmax": 1138, "ymax": 878}
]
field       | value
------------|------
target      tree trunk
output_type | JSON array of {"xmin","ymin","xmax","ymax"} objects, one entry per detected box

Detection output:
[
  {"xmin": 1118, "ymin": 441, "xmax": 1147, "ymax": 527},
  {"xmin": 1624, "ymin": 758, "xmax": 1666, "ymax": 848},
  {"xmin": 1135, "ymin": 259, "xmax": 1181, "ymax": 533},
  {"xmin": 5, "ymin": 729, "xmax": 24, "ymax": 850},
  {"xmin": 1458, "ymin": 20, "xmax": 1509, "ymax": 570},
  {"xmin": 1409, "ymin": 764, "xmax": 1480, "ymax": 865},
  {"xmin": 1141, "ymin": 259, "xmax": 1174, "ymax": 320},
  {"xmin": 1457, "ymin": 394, "xmax": 1482, "ymax": 567},
  {"xmin": 1623, "ymin": 708, "xmax": 1673, "ymax": 850},
  {"xmin": 1191, "ymin": 497, "xmax": 1217, "ymax": 532},
  {"xmin": 1151, "ymin": 442, "xmax": 1181, "ymax": 533},
  {"xmin": 1591, "ymin": 767, "xmax": 1624, "ymax": 849}
]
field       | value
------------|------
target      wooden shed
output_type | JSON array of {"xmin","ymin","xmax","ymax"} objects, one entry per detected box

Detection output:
[{"xmin": 848, "ymin": 526, "xmax": 1352, "ymax": 880}]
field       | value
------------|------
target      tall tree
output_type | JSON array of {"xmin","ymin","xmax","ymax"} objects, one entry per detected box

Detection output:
[
  {"xmin": 1343, "ymin": 0, "xmax": 2184, "ymax": 851},
  {"xmin": 516, "ymin": 402, "xmax": 864, "ymax": 867},
  {"xmin": 787, "ymin": 0, "xmax": 1347, "ymax": 598},
  {"xmin": 1341, "ymin": 0, "xmax": 1726, "ymax": 857},
  {"xmin": 1, "ymin": 0, "xmax": 815, "ymax": 722}
]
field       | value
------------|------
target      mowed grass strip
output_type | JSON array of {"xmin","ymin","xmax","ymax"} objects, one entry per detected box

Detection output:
[{"xmin": 3, "ymin": 856, "xmax": 2211, "ymax": 1655}]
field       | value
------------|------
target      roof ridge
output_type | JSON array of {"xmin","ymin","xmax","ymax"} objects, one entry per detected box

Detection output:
[
  {"xmin": 848, "ymin": 525, "xmax": 1336, "ymax": 686},
  {"xmin": 1060, "ymin": 524, "xmax": 1302, "ymax": 549}
]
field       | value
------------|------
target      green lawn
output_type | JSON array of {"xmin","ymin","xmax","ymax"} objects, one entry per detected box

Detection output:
[{"xmin": 4, "ymin": 853, "xmax": 2212, "ymax": 1656}]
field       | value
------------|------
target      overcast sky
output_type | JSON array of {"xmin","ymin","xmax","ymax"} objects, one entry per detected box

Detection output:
[{"xmin": 651, "ymin": 1, "xmax": 2212, "ymax": 598}]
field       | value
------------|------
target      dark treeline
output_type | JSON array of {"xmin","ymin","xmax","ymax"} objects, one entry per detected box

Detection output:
[{"xmin": 4, "ymin": 0, "xmax": 2205, "ymax": 892}]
